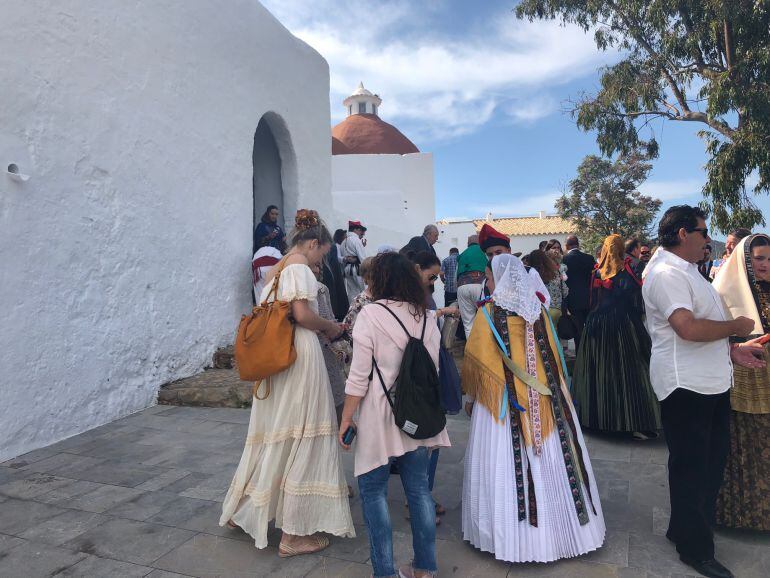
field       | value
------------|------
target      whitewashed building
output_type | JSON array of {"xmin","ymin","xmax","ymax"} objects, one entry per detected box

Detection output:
[
  {"xmin": 0, "ymin": 1, "xmax": 333, "ymax": 460},
  {"xmin": 331, "ymin": 84, "xmax": 435, "ymax": 252},
  {"xmin": 435, "ymin": 213, "xmax": 575, "ymax": 257}
]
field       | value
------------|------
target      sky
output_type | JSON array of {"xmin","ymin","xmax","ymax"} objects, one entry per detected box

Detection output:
[{"xmin": 261, "ymin": 0, "xmax": 768, "ymax": 240}]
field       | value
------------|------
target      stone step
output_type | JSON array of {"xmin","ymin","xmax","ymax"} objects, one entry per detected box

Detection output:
[
  {"xmin": 158, "ymin": 368, "xmax": 252, "ymax": 408},
  {"xmin": 212, "ymin": 346, "xmax": 235, "ymax": 369}
]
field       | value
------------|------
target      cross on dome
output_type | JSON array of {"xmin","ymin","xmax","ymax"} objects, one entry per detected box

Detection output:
[{"xmin": 343, "ymin": 82, "xmax": 383, "ymax": 117}]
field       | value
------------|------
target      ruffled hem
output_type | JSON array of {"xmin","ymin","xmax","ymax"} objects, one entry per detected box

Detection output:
[
  {"xmin": 245, "ymin": 422, "xmax": 337, "ymax": 445},
  {"xmin": 220, "ymin": 492, "xmax": 356, "ymax": 548}
]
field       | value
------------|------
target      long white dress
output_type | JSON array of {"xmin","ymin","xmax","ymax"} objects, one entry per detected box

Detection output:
[
  {"xmin": 462, "ymin": 402, "xmax": 605, "ymax": 563},
  {"xmin": 220, "ymin": 264, "xmax": 355, "ymax": 547}
]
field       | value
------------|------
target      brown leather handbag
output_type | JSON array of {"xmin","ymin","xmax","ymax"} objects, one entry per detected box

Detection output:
[{"xmin": 235, "ymin": 257, "xmax": 296, "ymax": 387}]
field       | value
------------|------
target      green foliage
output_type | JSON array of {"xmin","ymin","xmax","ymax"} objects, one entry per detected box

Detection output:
[
  {"xmin": 516, "ymin": 0, "xmax": 770, "ymax": 233},
  {"xmin": 557, "ymin": 153, "xmax": 662, "ymax": 252}
]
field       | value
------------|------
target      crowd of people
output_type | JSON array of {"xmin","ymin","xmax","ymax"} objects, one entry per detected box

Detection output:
[{"xmin": 228, "ymin": 204, "xmax": 768, "ymax": 578}]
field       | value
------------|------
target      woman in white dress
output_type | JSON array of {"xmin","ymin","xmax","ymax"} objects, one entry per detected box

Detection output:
[
  {"xmin": 461, "ymin": 254, "xmax": 605, "ymax": 563},
  {"xmin": 220, "ymin": 210, "xmax": 355, "ymax": 556}
]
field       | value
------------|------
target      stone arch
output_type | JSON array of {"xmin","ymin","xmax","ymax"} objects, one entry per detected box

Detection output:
[{"xmin": 252, "ymin": 111, "xmax": 298, "ymax": 252}]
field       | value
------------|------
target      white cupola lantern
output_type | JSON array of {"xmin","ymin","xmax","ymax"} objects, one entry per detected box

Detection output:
[{"xmin": 343, "ymin": 82, "xmax": 383, "ymax": 117}]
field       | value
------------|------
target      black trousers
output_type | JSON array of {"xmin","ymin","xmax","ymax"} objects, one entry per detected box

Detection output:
[
  {"xmin": 661, "ymin": 388, "xmax": 730, "ymax": 560},
  {"xmin": 570, "ymin": 308, "xmax": 589, "ymax": 352}
]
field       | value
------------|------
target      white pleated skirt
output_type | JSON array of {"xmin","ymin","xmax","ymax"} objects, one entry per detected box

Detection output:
[{"xmin": 462, "ymin": 402, "xmax": 605, "ymax": 563}]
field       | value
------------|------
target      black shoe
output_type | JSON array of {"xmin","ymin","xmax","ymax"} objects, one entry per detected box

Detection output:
[{"xmin": 679, "ymin": 555, "xmax": 734, "ymax": 578}]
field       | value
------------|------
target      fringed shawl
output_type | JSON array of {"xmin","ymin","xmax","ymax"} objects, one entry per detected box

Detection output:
[{"xmin": 463, "ymin": 304, "xmax": 568, "ymax": 448}]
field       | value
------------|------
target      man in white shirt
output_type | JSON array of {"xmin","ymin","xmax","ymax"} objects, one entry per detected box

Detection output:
[
  {"xmin": 340, "ymin": 220, "xmax": 367, "ymax": 300},
  {"xmin": 643, "ymin": 205, "xmax": 764, "ymax": 578}
]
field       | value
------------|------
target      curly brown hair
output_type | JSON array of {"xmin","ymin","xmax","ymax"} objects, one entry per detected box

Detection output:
[
  {"xmin": 289, "ymin": 209, "xmax": 332, "ymax": 247},
  {"xmin": 368, "ymin": 252, "xmax": 426, "ymax": 318},
  {"xmin": 527, "ymin": 249, "xmax": 559, "ymax": 283}
]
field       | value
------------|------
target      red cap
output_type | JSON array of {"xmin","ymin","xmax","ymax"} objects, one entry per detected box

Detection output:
[
  {"xmin": 478, "ymin": 223, "xmax": 510, "ymax": 252},
  {"xmin": 348, "ymin": 220, "xmax": 367, "ymax": 232}
]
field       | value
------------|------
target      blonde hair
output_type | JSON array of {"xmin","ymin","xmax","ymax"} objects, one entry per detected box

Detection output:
[{"xmin": 360, "ymin": 257, "xmax": 375, "ymax": 282}]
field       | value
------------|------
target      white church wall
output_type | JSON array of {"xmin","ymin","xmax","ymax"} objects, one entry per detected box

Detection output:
[
  {"xmin": 435, "ymin": 221, "xmax": 479, "ymax": 259},
  {"xmin": 509, "ymin": 233, "xmax": 570, "ymax": 255},
  {"xmin": 331, "ymin": 153, "xmax": 435, "ymax": 253},
  {"xmin": 0, "ymin": 0, "xmax": 331, "ymax": 461}
]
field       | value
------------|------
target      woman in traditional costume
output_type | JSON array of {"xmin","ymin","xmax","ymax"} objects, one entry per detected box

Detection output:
[
  {"xmin": 572, "ymin": 234, "xmax": 661, "ymax": 439},
  {"xmin": 221, "ymin": 210, "xmax": 354, "ymax": 555},
  {"xmin": 252, "ymin": 246, "xmax": 282, "ymax": 304},
  {"xmin": 714, "ymin": 233, "xmax": 770, "ymax": 531},
  {"xmin": 462, "ymin": 253, "xmax": 605, "ymax": 563}
]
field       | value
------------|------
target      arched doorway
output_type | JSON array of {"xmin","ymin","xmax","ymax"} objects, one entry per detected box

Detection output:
[
  {"xmin": 252, "ymin": 112, "xmax": 298, "ymax": 254},
  {"xmin": 252, "ymin": 116, "xmax": 284, "ymax": 253}
]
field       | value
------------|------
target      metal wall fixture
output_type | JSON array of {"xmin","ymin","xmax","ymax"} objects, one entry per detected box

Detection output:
[{"xmin": 6, "ymin": 163, "xmax": 30, "ymax": 182}]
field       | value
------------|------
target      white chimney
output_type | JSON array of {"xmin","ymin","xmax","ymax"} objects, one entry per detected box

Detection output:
[{"xmin": 538, "ymin": 211, "xmax": 546, "ymax": 219}]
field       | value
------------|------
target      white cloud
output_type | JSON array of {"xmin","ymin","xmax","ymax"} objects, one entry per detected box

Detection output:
[
  {"xmin": 262, "ymin": 0, "xmax": 614, "ymax": 143},
  {"xmin": 639, "ymin": 178, "xmax": 704, "ymax": 201},
  {"xmin": 452, "ymin": 189, "xmax": 563, "ymax": 219}
]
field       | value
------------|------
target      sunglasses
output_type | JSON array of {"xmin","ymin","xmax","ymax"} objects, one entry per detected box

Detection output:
[
  {"xmin": 687, "ymin": 227, "xmax": 709, "ymax": 239},
  {"xmin": 428, "ymin": 274, "xmax": 438, "ymax": 282}
]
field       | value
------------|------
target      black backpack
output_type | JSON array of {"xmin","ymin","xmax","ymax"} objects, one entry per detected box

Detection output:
[{"xmin": 371, "ymin": 303, "xmax": 446, "ymax": 440}]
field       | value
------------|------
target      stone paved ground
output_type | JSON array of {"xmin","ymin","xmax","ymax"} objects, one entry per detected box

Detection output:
[{"xmin": 1, "ymin": 406, "xmax": 769, "ymax": 578}]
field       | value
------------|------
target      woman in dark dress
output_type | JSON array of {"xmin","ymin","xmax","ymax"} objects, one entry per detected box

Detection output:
[
  {"xmin": 572, "ymin": 234, "xmax": 661, "ymax": 438},
  {"xmin": 714, "ymin": 233, "xmax": 770, "ymax": 530}
]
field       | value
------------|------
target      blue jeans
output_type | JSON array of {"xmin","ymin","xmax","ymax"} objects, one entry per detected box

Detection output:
[
  {"xmin": 358, "ymin": 447, "xmax": 437, "ymax": 577},
  {"xmin": 427, "ymin": 448, "xmax": 439, "ymax": 492}
]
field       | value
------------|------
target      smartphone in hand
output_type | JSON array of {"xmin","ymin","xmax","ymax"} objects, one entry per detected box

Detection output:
[{"xmin": 342, "ymin": 426, "xmax": 356, "ymax": 445}]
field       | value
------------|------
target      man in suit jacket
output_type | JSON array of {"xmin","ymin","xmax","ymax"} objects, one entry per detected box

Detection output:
[
  {"xmin": 698, "ymin": 244, "xmax": 714, "ymax": 281},
  {"xmin": 400, "ymin": 224, "xmax": 439, "ymax": 258},
  {"xmin": 563, "ymin": 234, "xmax": 596, "ymax": 351}
]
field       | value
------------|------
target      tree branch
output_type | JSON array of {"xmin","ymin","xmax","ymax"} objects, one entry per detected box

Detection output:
[
  {"xmin": 679, "ymin": 111, "xmax": 736, "ymax": 139},
  {"xmin": 723, "ymin": 19, "xmax": 735, "ymax": 71}
]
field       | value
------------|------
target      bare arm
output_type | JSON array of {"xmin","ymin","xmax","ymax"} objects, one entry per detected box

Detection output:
[
  {"xmin": 436, "ymin": 306, "xmax": 459, "ymax": 319},
  {"xmin": 668, "ymin": 308, "xmax": 754, "ymax": 342}
]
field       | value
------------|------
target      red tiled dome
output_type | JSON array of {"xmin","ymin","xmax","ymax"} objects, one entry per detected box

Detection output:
[{"xmin": 331, "ymin": 114, "xmax": 419, "ymax": 155}]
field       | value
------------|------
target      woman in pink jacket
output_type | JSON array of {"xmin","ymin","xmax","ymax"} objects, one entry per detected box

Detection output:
[{"xmin": 338, "ymin": 251, "xmax": 451, "ymax": 578}]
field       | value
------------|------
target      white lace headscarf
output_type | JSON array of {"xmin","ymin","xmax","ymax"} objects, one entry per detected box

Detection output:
[{"xmin": 491, "ymin": 254, "xmax": 542, "ymax": 324}]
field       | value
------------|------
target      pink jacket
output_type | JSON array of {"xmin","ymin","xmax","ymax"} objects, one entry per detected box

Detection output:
[{"xmin": 345, "ymin": 299, "xmax": 451, "ymax": 477}]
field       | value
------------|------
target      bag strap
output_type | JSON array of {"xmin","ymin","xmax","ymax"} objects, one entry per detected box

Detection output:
[
  {"xmin": 371, "ymin": 356, "xmax": 395, "ymax": 410},
  {"xmin": 262, "ymin": 255, "xmax": 290, "ymax": 305},
  {"xmin": 253, "ymin": 378, "xmax": 271, "ymax": 400},
  {"xmin": 373, "ymin": 301, "xmax": 429, "ymax": 341},
  {"xmin": 373, "ymin": 302, "xmax": 415, "ymax": 339}
]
